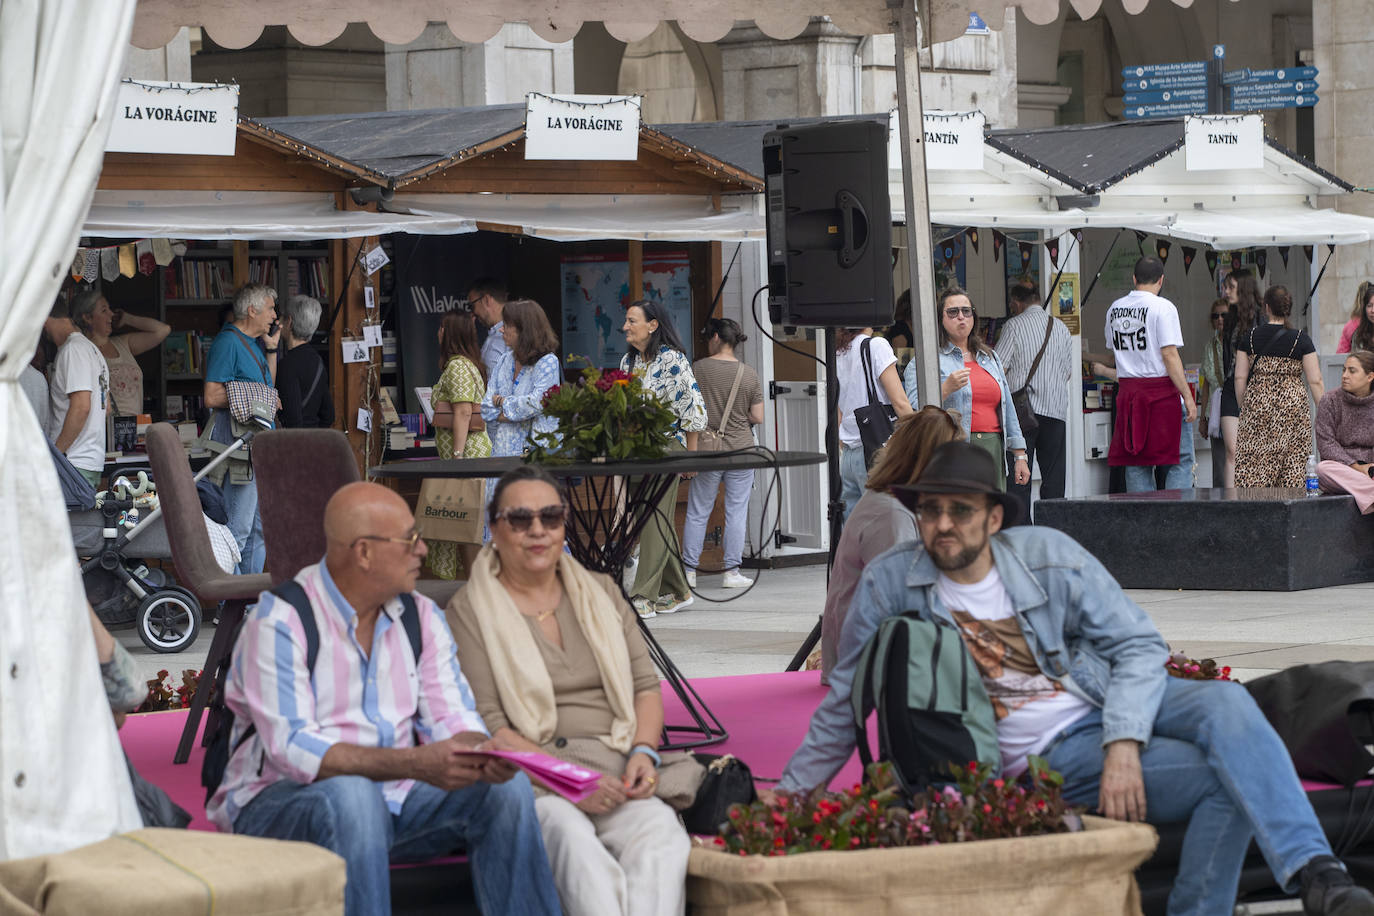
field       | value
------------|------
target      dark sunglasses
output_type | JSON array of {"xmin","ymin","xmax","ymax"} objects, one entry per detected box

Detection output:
[
  {"xmin": 944, "ymin": 306, "xmax": 975, "ymax": 318},
  {"xmin": 493, "ymin": 505, "xmax": 567, "ymax": 532},
  {"xmin": 1211, "ymin": 312, "xmax": 1228, "ymax": 321}
]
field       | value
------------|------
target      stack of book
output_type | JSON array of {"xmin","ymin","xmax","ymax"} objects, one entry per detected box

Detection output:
[{"xmin": 163, "ymin": 331, "xmax": 208, "ymax": 378}]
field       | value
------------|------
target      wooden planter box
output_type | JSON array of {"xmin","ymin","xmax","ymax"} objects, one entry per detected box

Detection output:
[{"xmin": 686, "ymin": 816, "xmax": 1158, "ymax": 916}]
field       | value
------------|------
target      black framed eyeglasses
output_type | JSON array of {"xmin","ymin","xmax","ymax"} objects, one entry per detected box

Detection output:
[
  {"xmin": 354, "ymin": 529, "xmax": 424, "ymax": 553},
  {"xmin": 914, "ymin": 501, "xmax": 984, "ymax": 524},
  {"xmin": 493, "ymin": 505, "xmax": 567, "ymax": 532},
  {"xmin": 944, "ymin": 306, "xmax": 974, "ymax": 318}
]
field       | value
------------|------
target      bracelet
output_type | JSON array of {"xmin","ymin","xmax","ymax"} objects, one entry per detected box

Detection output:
[
  {"xmin": 630, "ymin": 743, "xmax": 661, "ymax": 768},
  {"xmin": 1014, "ymin": 455, "xmax": 1028, "ymax": 462},
  {"xmin": 264, "ymin": 347, "xmax": 278, "ymax": 353}
]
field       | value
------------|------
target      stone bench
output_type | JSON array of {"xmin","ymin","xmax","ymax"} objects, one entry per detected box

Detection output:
[{"xmin": 1034, "ymin": 488, "xmax": 1374, "ymax": 591}]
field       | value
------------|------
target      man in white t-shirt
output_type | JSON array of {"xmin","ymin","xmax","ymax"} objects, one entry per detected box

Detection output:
[
  {"xmin": 46, "ymin": 291, "xmax": 111, "ymax": 487},
  {"xmin": 779, "ymin": 441, "xmax": 1374, "ymax": 916},
  {"xmin": 1103, "ymin": 256, "xmax": 1197, "ymax": 492},
  {"xmin": 835, "ymin": 328, "xmax": 914, "ymax": 521}
]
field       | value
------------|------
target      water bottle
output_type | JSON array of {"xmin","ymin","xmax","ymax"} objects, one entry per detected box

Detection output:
[{"xmin": 1306, "ymin": 455, "xmax": 1320, "ymax": 497}]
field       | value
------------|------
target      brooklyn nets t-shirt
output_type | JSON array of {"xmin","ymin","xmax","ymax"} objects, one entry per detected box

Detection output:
[
  {"xmin": 1104, "ymin": 289, "xmax": 1184, "ymax": 379},
  {"xmin": 936, "ymin": 568, "xmax": 1092, "ymax": 776}
]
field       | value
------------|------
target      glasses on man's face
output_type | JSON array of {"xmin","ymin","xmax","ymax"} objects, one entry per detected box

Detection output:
[
  {"xmin": 944, "ymin": 306, "xmax": 974, "ymax": 318},
  {"xmin": 493, "ymin": 505, "xmax": 567, "ymax": 533},
  {"xmin": 354, "ymin": 529, "xmax": 424, "ymax": 553},
  {"xmin": 914, "ymin": 501, "xmax": 985, "ymax": 524}
]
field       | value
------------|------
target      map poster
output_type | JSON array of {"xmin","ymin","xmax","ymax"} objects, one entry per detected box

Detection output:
[{"xmin": 560, "ymin": 251, "xmax": 693, "ymax": 368}]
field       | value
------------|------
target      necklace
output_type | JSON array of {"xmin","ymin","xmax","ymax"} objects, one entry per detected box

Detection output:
[{"xmin": 534, "ymin": 606, "xmax": 558, "ymax": 623}]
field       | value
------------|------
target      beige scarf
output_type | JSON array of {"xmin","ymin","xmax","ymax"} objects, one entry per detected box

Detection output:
[{"xmin": 464, "ymin": 545, "xmax": 637, "ymax": 753}]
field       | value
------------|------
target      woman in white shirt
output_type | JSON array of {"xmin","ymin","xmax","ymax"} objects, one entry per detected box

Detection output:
[{"xmin": 835, "ymin": 327, "xmax": 913, "ymax": 521}]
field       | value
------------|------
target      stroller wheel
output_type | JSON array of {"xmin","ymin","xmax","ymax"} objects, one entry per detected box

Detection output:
[{"xmin": 137, "ymin": 587, "xmax": 202, "ymax": 654}]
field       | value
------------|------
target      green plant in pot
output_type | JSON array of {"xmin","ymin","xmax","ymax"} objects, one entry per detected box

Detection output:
[{"xmin": 526, "ymin": 357, "xmax": 679, "ymax": 463}]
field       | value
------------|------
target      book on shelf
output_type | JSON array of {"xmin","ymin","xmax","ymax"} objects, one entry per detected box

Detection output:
[
  {"xmin": 249, "ymin": 257, "xmax": 278, "ymax": 288},
  {"xmin": 164, "ymin": 394, "xmax": 185, "ymax": 421},
  {"xmin": 286, "ymin": 256, "xmax": 329, "ymax": 300},
  {"xmin": 164, "ymin": 332, "xmax": 192, "ymax": 375},
  {"xmin": 166, "ymin": 259, "xmax": 232, "ymax": 300}
]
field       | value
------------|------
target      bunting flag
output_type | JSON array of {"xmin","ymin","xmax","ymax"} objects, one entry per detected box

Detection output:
[
  {"xmin": 1072, "ymin": 228, "xmax": 1084, "ymax": 244},
  {"xmin": 1134, "ymin": 230, "xmax": 1148, "ymax": 252},
  {"xmin": 84, "ymin": 248, "xmax": 100, "ymax": 282},
  {"xmin": 101, "ymin": 247, "xmax": 119, "ymax": 282},
  {"xmin": 1230, "ymin": 251, "xmax": 1243, "ymax": 273},
  {"xmin": 118, "ymin": 244, "xmax": 136, "ymax": 278},
  {"xmin": 966, "ymin": 228, "xmax": 979, "ymax": 254},
  {"xmin": 1156, "ymin": 239, "xmax": 1171, "ymax": 264},
  {"xmin": 1181, "ymin": 246, "xmax": 1197, "ymax": 274},
  {"xmin": 992, "ymin": 230, "xmax": 1005, "ymax": 262},
  {"xmin": 1256, "ymin": 250, "xmax": 1268, "ymax": 279},
  {"xmin": 940, "ymin": 239, "xmax": 959, "ymax": 272},
  {"xmin": 136, "ymin": 239, "xmax": 156, "ymax": 276},
  {"xmin": 1328, "ymin": 243, "xmax": 1338, "ymax": 256},
  {"xmin": 1046, "ymin": 238, "xmax": 1060, "ymax": 267},
  {"xmin": 1278, "ymin": 246, "xmax": 1290, "ymax": 268},
  {"xmin": 152, "ymin": 237, "xmax": 175, "ymax": 266},
  {"xmin": 1018, "ymin": 241, "xmax": 1033, "ymax": 266},
  {"xmin": 70, "ymin": 252, "xmax": 84, "ymax": 281},
  {"xmin": 1302, "ymin": 245, "xmax": 1314, "ymax": 263},
  {"xmin": 1205, "ymin": 250, "xmax": 1219, "ymax": 278}
]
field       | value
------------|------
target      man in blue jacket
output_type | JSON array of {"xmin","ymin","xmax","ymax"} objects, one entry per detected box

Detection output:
[{"xmin": 780, "ymin": 441, "xmax": 1374, "ymax": 916}]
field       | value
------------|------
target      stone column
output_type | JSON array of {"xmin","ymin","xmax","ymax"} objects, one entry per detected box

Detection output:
[
  {"xmin": 125, "ymin": 28, "xmax": 192, "ymax": 81},
  {"xmin": 717, "ymin": 20, "xmax": 862, "ymax": 120},
  {"xmin": 384, "ymin": 22, "xmax": 574, "ymax": 111}
]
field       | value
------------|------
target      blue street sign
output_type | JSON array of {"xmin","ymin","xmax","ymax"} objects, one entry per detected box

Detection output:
[
  {"xmin": 1124, "ymin": 87, "xmax": 1209, "ymax": 105},
  {"xmin": 1124, "ymin": 73, "xmax": 1210, "ymax": 92},
  {"xmin": 1229, "ymin": 94, "xmax": 1318, "ymax": 111},
  {"xmin": 1222, "ymin": 66, "xmax": 1319, "ymax": 85},
  {"xmin": 1213, "ymin": 44, "xmax": 1226, "ymax": 60},
  {"xmin": 1121, "ymin": 61, "xmax": 1209, "ymax": 79},
  {"xmin": 1124, "ymin": 101, "xmax": 1209, "ymax": 119},
  {"xmin": 1229, "ymin": 79, "xmax": 1319, "ymax": 98}
]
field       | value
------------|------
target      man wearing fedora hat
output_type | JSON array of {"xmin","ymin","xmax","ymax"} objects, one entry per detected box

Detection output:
[{"xmin": 778, "ymin": 441, "xmax": 1373, "ymax": 916}]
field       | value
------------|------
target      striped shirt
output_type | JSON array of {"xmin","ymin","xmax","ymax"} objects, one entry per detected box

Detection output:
[
  {"xmin": 994, "ymin": 305, "xmax": 1075, "ymax": 421},
  {"xmin": 206, "ymin": 561, "xmax": 487, "ymax": 831}
]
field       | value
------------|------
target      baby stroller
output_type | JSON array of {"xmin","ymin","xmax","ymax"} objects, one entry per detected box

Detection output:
[{"xmin": 68, "ymin": 434, "xmax": 253, "ymax": 654}]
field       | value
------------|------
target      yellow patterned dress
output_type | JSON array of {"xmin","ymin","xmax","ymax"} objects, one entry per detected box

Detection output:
[{"xmin": 426, "ymin": 355, "xmax": 492, "ymax": 579}]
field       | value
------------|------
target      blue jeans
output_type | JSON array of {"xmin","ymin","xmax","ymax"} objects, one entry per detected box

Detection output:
[
  {"xmin": 839, "ymin": 445, "xmax": 867, "ymax": 522},
  {"xmin": 222, "ymin": 477, "xmax": 264, "ymax": 575},
  {"xmin": 682, "ymin": 468, "xmax": 754, "ymax": 572},
  {"xmin": 1046, "ymin": 678, "xmax": 1330, "ymax": 916},
  {"xmin": 1124, "ymin": 415, "xmax": 1196, "ymax": 492},
  {"xmin": 234, "ymin": 773, "xmax": 560, "ymax": 916}
]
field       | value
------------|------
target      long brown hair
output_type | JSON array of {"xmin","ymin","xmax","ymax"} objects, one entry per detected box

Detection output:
[
  {"xmin": 1227, "ymin": 268, "xmax": 1260, "ymax": 339},
  {"xmin": 1351, "ymin": 281, "xmax": 1373, "ymax": 321},
  {"xmin": 865, "ymin": 406, "xmax": 964, "ymax": 492},
  {"xmin": 503, "ymin": 299, "xmax": 560, "ymax": 367},
  {"xmin": 935, "ymin": 286, "xmax": 991, "ymax": 356},
  {"xmin": 439, "ymin": 309, "xmax": 487, "ymax": 384},
  {"xmin": 1353, "ymin": 287, "xmax": 1374, "ymax": 353}
]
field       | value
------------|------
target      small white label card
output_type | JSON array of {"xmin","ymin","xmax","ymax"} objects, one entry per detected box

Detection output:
[
  {"xmin": 342, "ymin": 337, "xmax": 369, "ymax": 363},
  {"xmin": 363, "ymin": 323, "xmax": 383, "ymax": 348},
  {"xmin": 364, "ymin": 286, "xmax": 376, "ymax": 309},
  {"xmin": 356, "ymin": 407, "xmax": 373, "ymax": 433},
  {"xmin": 362, "ymin": 245, "xmax": 390, "ymax": 276}
]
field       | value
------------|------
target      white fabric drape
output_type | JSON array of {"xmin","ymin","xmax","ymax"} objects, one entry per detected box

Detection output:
[{"xmin": 0, "ymin": 0, "xmax": 142, "ymax": 858}]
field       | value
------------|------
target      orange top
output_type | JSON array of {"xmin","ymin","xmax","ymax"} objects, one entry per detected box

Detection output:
[{"xmin": 967, "ymin": 360, "xmax": 1002, "ymax": 433}]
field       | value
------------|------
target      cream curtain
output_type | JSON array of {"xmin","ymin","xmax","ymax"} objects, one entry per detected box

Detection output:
[{"xmin": 0, "ymin": 0, "xmax": 142, "ymax": 858}]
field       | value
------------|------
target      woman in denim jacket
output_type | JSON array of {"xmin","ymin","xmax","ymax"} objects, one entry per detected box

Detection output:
[{"xmin": 908, "ymin": 286, "xmax": 1029, "ymax": 490}]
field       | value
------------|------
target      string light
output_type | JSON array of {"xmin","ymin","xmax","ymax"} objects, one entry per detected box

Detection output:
[{"xmin": 121, "ymin": 78, "xmax": 238, "ymax": 94}]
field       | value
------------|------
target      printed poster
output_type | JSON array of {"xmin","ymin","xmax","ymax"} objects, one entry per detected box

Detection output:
[
  {"xmin": 560, "ymin": 252, "xmax": 692, "ymax": 369},
  {"xmin": 1049, "ymin": 271, "xmax": 1080, "ymax": 336}
]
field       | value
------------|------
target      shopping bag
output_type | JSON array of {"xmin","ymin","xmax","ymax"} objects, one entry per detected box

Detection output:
[{"xmin": 414, "ymin": 478, "xmax": 485, "ymax": 544}]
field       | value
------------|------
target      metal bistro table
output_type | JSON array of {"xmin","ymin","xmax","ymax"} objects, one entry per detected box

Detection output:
[{"xmin": 372, "ymin": 447, "xmax": 825, "ymax": 750}]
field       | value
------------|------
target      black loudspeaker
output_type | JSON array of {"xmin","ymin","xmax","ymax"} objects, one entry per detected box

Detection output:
[{"xmin": 764, "ymin": 119, "xmax": 893, "ymax": 328}]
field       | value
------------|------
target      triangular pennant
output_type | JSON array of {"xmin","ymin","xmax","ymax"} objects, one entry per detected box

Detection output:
[
  {"xmin": 1205, "ymin": 250, "xmax": 1219, "ymax": 279},
  {"xmin": 118, "ymin": 244, "xmax": 136, "ymax": 278},
  {"xmin": 1256, "ymin": 250, "xmax": 1268, "ymax": 279},
  {"xmin": 940, "ymin": 239, "xmax": 958, "ymax": 271},
  {"xmin": 1156, "ymin": 239, "xmax": 1171, "ymax": 264},
  {"xmin": 992, "ymin": 230, "xmax": 1005, "ymax": 263},
  {"xmin": 1181, "ymin": 246, "xmax": 1197, "ymax": 274},
  {"xmin": 1018, "ymin": 241, "xmax": 1033, "ymax": 266},
  {"xmin": 1278, "ymin": 246, "xmax": 1290, "ymax": 268},
  {"xmin": 1072, "ymin": 228, "xmax": 1084, "ymax": 244},
  {"xmin": 1134, "ymin": 230, "xmax": 1148, "ymax": 252},
  {"xmin": 1328, "ymin": 243, "xmax": 1338, "ymax": 256},
  {"xmin": 1302, "ymin": 245, "xmax": 1314, "ymax": 263},
  {"xmin": 84, "ymin": 248, "xmax": 100, "ymax": 282},
  {"xmin": 136, "ymin": 239, "xmax": 155, "ymax": 276},
  {"xmin": 1046, "ymin": 238, "xmax": 1060, "ymax": 268},
  {"xmin": 101, "ymin": 247, "xmax": 120, "ymax": 282},
  {"xmin": 1230, "ymin": 252, "xmax": 1243, "ymax": 272},
  {"xmin": 152, "ymin": 237, "xmax": 174, "ymax": 266},
  {"xmin": 966, "ymin": 228, "xmax": 979, "ymax": 254},
  {"xmin": 71, "ymin": 251, "xmax": 84, "ymax": 281}
]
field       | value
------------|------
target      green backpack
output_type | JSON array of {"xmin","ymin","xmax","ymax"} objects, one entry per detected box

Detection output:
[{"xmin": 852, "ymin": 611, "xmax": 1002, "ymax": 794}]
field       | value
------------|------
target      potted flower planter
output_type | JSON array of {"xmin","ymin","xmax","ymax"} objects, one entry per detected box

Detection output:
[{"xmin": 686, "ymin": 815, "xmax": 1157, "ymax": 916}]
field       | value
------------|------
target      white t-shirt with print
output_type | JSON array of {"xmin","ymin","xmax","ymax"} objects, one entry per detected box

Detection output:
[
  {"xmin": 936, "ymin": 567, "xmax": 1092, "ymax": 777},
  {"xmin": 1103, "ymin": 289, "xmax": 1184, "ymax": 379},
  {"xmin": 836, "ymin": 333, "xmax": 896, "ymax": 448},
  {"xmin": 47, "ymin": 332, "xmax": 109, "ymax": 473}
]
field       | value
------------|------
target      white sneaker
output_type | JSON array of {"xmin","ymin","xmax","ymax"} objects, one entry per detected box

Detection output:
[
  {"xmin": 622, "ymin": 555, "xmax": 639, "ymax": 592},
  {"xmin": 721, "ymin": 569, "xmax": 753, "ymax": 589},
  {"xmin": 657, "ymin": 593, "xmax": 693, "ymax": 614},
  {"xmin": 632, "ymin": 596, "xmax": 657, "ymax": 620},
  {"xmin": 685, "ymin": 569, "xmax": 697, "ymax": 588}
]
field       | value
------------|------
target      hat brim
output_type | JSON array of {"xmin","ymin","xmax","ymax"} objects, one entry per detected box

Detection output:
[{"xmin": 889, "ymin": 481, "xmax": 1022, "ymax": 527}]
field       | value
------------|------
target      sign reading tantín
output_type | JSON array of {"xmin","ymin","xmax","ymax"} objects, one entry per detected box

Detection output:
[
  {"xmin": 106, "ymin": 80, "xmax": 239, "ymax": 156},
  {"xmin": 524, "ymin": 94, "xmax": 641, "ymax": 161},
  {"xmin": 889, "ymin": 110, "xmax": 986, "ymax": 171},
  {"xmin": 1184, "ymin": 114, "xmax": 1263, "ymax": 171}
]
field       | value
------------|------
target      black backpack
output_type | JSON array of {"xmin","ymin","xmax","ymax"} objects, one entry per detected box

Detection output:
[{"xmin": 201, "ymin": 580, "xmax": 423, "ymax": 802}]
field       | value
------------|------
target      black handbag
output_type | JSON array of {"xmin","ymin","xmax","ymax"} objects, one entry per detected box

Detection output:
[
  {"xmin": 1009, "ymin": 312, "xmax": 1054, "ymax": 438},
  {"xmin": 680, "ymin": 753, "xmax": 758, "ymax": 836},
  {"xmin": 853, "ymin": 337, "xmax": 899, "ymax": 469},
  {"xmin": 1246, "ymin": 661, "xmax": 1374, "ymax": 786}
]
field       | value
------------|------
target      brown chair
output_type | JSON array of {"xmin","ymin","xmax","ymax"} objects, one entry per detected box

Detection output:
[
  {"xmin": 251, "ymin": 428, "xmax": 464, "ymax": 608},
  {"xmin": 145, "ymin": 423, "xmax": 273, "ymax": 764}
]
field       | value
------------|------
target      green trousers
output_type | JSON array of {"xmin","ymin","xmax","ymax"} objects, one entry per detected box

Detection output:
[
  {"xmin": 631, "ymin": 442, "xmax": 689, "ymax": 602},
  {"xmin": 969, "ymin": 431, "xmax": 1007, "ymax": 491}
]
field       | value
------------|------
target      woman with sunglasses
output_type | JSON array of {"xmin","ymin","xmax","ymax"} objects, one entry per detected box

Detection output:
[
  {"xmin": 448, "ymin": 466, "xmax": 695, "ymax": 916},
  {"xmin": 1198, "ymin": 298, "xmax": 1230, "ymax": 486},
  {"xmin": 926, "ymin": 286, "xmax": 1028, "ymax": 491}
]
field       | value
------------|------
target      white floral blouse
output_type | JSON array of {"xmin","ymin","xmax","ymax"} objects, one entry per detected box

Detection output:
[{"xmin": 621, "ymin": 345, "xmax": 708, "ymax": 446}]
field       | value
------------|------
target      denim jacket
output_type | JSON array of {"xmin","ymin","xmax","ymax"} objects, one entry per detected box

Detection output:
[
  {"xmin": 777, "ymin": 526, "xmax": 1168, "ymax": 792},
  {"xmin": 905, "ymin": 343, "xmax": 1026, "ymax": 451}
]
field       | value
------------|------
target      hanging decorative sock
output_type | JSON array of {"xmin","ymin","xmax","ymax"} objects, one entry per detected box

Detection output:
[
  {"xmin": 119, "ymin": 243, "xmax": 136, "ymax": 278},
  {"xmin": 1018, "ymin": 240, "xmax": 1033, "ymax": 266},
  {"xmin": 71, "ymin": 251, "xmax": 85, "ymax": 281},
  {"xmin": 1205, "ymin": 250, "xmax": 1219, "ymax": 279},
  {"xmin": 84, "ymin": 248, "xmax": 100, "ymax": 282},
  {"xmin": 1278, "ymin": 246, "xmax": 1290, "ymax": 268},
  {"xmin": 1255, "ymin": 249, "xmax": 1268, "ymax": 278},
  {"xmin": 1156, "ymin": 239, "xmax": 1171, "ymax": 264},
  {"xmin": 992, "ymin": 230, "xmax": 1005, "ymax": 262},
  {"xmin": 136, "ymin": 239, "xmax": 156, "ymax": 275},
  {"xmin": 152, "ymin": 237, "xmax": 174, "ymax": 266},
  {"xmin": 101, "ymin": 246, "xmax": 120, "ymax": 281},
  {"xmin": 966, "ymin": 228, "xmax": 980, "ymax": 254},
  {"xmin": 1181, "ymin": 246, "xmax": 1196, "ymax": 274},
  {"xmin": 1046, "ymin": 238, "xmax": 1060, "ymax": 267}
]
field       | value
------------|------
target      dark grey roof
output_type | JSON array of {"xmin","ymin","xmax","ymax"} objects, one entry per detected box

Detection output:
[{"xmin": 652, "ymin": 114, "xmax": 889, "ymax": 180}]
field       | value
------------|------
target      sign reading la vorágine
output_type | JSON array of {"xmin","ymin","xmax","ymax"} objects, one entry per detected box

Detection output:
[
  {"xmin": 1185, "ymin": 114, "xmax": 1263, "ymax": 171},
  {"xmin": 524, "ymin": 93, "xmax": 641, "ymax": 161},
  {"xmin": 106, "ymin": 80, "xmax": 239, "ymax": 156},
  {"xmin": 890, "ymin": 110, "xmax": 986, "ymax": 171}
]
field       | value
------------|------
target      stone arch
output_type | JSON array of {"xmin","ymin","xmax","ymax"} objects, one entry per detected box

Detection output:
[{"xmin": 617, "ymin": 22, "xmax": 721, "ymax": 123}]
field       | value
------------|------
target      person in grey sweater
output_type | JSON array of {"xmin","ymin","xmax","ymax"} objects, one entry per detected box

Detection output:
[{"xmin": 1316, "ymin": 350, "xmax": 1374, "ymax": 512}]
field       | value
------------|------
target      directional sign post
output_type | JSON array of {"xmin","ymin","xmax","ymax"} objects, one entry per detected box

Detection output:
[
  {"xmin": 1228, "ymin": 93, "xmax": 1319, "ymax": 112},
  {"xmin": 1224, "ymin": 63, "xmax": 1321, "ymax": 113},
  {"xmin": 1121, "ymin": 45, "xmax": 1226, "ymax": 120}
]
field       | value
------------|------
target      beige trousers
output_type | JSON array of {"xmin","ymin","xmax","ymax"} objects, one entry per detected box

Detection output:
[{"xmin": 534, "ymin": 794, "xmax": 689, "ymax": 916}]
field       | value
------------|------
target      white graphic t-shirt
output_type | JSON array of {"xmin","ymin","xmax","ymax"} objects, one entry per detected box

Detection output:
[
  {"xmin": 936, "ymin": 567, "xmax": 1092, "ymax": 777},
  {"xmin": 1103, "ymin": 289, "xmax": 1184, "ymax": 379}
]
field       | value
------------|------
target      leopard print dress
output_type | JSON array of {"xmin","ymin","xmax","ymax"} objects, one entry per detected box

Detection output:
[{"xmin": 1234, "ymin": 328, "xmax": 1312, "ymax": 488}]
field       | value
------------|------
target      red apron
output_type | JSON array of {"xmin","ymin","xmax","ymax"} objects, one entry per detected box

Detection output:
[{"xmin": 1108, "ymin": 376, "xmax": 1182, "ymax": 467}]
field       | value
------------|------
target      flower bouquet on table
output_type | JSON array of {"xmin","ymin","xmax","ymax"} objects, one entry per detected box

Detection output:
[{"xmin": 526, "ymin": 356, "xmax": 678, "ymax": 463}]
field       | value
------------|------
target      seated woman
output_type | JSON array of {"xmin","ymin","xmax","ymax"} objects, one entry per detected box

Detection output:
[
  {"xmin": 1316, "ymin": 350, "xmax": 1374, "ymax": 513},
  {"xmin": 448, "ymin": 466, "xmax": 694, "ymax": 916},
  {"xmin": 818, "ymin": 406, "xmax": 961, "ymax": 682}
]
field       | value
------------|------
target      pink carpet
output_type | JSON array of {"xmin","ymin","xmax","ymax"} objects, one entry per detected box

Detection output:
[{"xmin": 121, "ymin": 670, "xmax": 865, "ymax": 831}]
